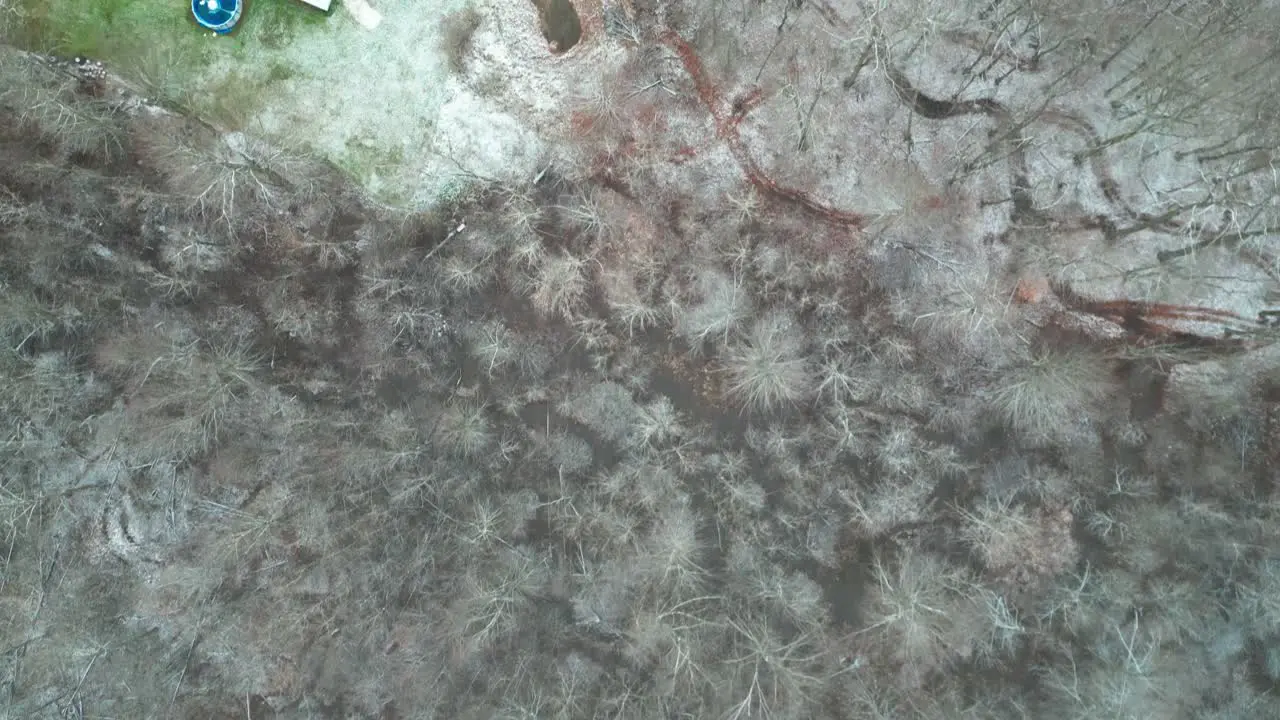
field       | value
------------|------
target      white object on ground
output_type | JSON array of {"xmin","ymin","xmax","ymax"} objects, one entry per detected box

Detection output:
[
  {"xmin": 298, "ymin": 0, "xmax": 331, "ymax": 10},
  {"xmin": 345, "ymin": 0, "xmax": 382, "ymax": 30}
]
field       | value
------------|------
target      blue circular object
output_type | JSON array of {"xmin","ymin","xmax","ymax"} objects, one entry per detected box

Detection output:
[{"xmin": 192, "ymin": 0, "xmax": 242, "ymax": 34}]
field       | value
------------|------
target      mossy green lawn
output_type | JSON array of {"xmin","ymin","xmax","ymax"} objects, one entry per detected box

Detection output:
[
  {"xmin": 5, "ymin": 0, "xmax": 334, "ymax": 128},
  {"xmin": 4, "ymin": 0, "xmax": 481, "ymax": 210}
]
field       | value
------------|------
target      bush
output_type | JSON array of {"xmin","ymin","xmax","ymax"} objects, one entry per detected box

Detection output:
[
  {"xmin": 440, "ymin": 250, "xmax": 493, "ymax": 296},
  {"xmin": 815, "ymin": 355, "xmax": 873, "ymax": 407},
  {"xmin": 726, "ymin": 541, "xmax": 829, "ymax": 630},
  {"xmin": 641, "ymin": 499, "xmax": 706, "ymax": 593},
  {"xmin": 440, "ymin": 547, "xmax": 549, "ymax": 662},
  {"xmin": 434, "ymin": 399, "xmax": 493, "ymax": 459},
  {"xmin": 558, "ymin": 381, "xmax": 639, "ymax": 444},
  {"xmin": 1038, "ymin": 637, "xmax": 1179, "ymax": 720},
  {"xmin": 440, "ymin": 6, "xmax": 483, "ymax": 74},
  {"xmin": 844, "ymin": 471, "xmax": 934, "ymax": 538},
  {"xmin": 141, "ymin": 129, "xmax": 296, "ymax": 230},
  {"xmin": 720, "ymin": 612, "xmax": 829, "ymax": 719},
  {"xmin": 1241, "ymin": 556, "xmax": 1280, "ymax": 630},
  {"xmin": 602, "ymin": 267, "xmax": 662, "ymax": 337},
  {"xmin": 9, "ymin": 350, "xmax": 108, "ymax": 427},
  {"xmin": 536, "ymin": 429, "xmax": 595, "ymax": 475},
  {"xmin": 465, "ymin": 320, "xmax": 515, "ymax": 377},
  {"xmin": 674, "ymin": 269, "xmax": 749, "ymax": 351},
  {"xmin": 0, "ymin": 286, "xmax": 87, "ymax": 351},
  {"xmin": 723, "ymin": 310, "xmax": 813, "ymax": 412},
  {"xmin": 860, "ymin": 547, "xmax": 981, "ymax": 687},
  {"xmin": 987, "ymin": 347, "xmax": 1113, "ymax": 444},
  {"xmin": 958, "ymin": 494, "xmax": 1040, "ymax": 572},
  {"xmin": 103, "ymin": 327, "xmax": 265, "ymax": 460},
  {"xmin": 0, "ymin": 55, "xmax": 125, "ymax": 161},
  {"xmin": 710, "ymin": 451, "xmax": 768, "ymax": 519},
  {"xmin": 621, "ymin": 593, "xmax": 723, "ymax": 700},
  {"xmin": 530, "ymin": 250, "xmax": 588, "ymax": 318},
  {"xmin": 23, "ymin": 89, "xmax": 125, "ymax": 160},
  {"xmin": 600, "ymin": 449, "xmax": 681, "ymax": 512},
  {"xmin": 158, "ymin": 225, "xmax": 233, "ymax": 276},
  {"xmin": 628, "ymin": 396, "xmax": 684, "ymax": 449},
  {"xmin": 971, "ymin": 588, "xmax": 1026, "ymax": 665},
  {"xmin": 875, "ymin": 423, "xmax": 924, "ymax": 476}
]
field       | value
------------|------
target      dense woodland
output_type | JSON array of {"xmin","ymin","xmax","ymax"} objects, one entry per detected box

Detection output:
[{"xmin": 2, "ymin": 0, "xmax": 1280, "ymax": 718}]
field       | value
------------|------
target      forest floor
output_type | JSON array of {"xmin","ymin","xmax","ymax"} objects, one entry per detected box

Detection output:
[{"xmin": 2, "ymin": 1, "xmax": 1280, "ymax": 718}]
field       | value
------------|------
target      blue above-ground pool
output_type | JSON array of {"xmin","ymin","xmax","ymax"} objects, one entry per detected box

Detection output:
[{"xmin": 192, "ymin": 0, "xmax": 242, "ymax": 34}]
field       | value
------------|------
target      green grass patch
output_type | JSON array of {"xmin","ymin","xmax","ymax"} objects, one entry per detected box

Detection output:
[
  {"xmin": 9, "ymin": 0, "xmax": 201, "ymax": 59},
  {"xmin": 9, "ymin": 0, "xmax": 333, "ymax": 57},
  {"xmin": 6, "ymin": 0, "xmax": 333, "ymax": 129},
  {"xmin": 235, "ymin": 0, "xmax": 334, "ymax": 52}
]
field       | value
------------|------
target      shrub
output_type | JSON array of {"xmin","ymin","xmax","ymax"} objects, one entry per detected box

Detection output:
[
  {"xmin": 143, "ymin": 129, "xmax": 294, "ymax": 230},
  {"xmin": 441, "ymin": 547, "xmax": 549, "ymax": 662},
  {"xmin": 440, "ymin": 251, "xmax": 492, "ymax": 296},
  {"xmin": 721, "ymin": 612, "xmax": 829, "ymax": 720},
  {"xmin": 465, "ymin": 320, "xmax": 515, "ymax": 376},
  {"xmin": 615, "ymin": 297, "xmax": 664, "ymax": 338},
  {"xmin": 0, "ymin": 286, "xmax": 86, "ymax": 351},
  {"xmin": 505, "ymin": 227, "xmax": 546, "ymax": 270},
  {"xmin": 10, "ymin": 350, "xmax": 108, "ymax": 426},
  {"xmin": 440, "ymin": 6, "xmax": 482, "ymax": 74},
  {"xmin": 674, "ymin": 269, "xmax": 749, "ymax": 350},
  {"xmin": 498, "ymin": 190, "xmax": 543, "ymax": 242},
  {"xmin": 971, "ymin": 588, "xmax": 1026, "ymax": 665},
  {"xmin": 875, "ymin": 423, "xmax": 925, "ymax": 476},
  {"xmin": 958, "ymin": 494, "xmax": 1040, "ymax": 571},
  {"xmin": 158, "ymin": 225, "xmax": 233, "ymax": 275},
  {"xmin": 622, "ymin": 593, "xmax": 723, "ymax": 699},
  {"xmin": 843, "ymin": 471, "xmax": 934, "ymax": 538},
  {"xmin": 1119, "ymin": 496, "xmax": 1246, "ymax": 576},
  {"xmin": 906, "ymin": 262, "xmax": 1022, "ymax": 377},
  {"xmin": 434, "ymin": 399, "xmax": 493, "ymax": 459},
  {"xmin": 602, "ymin": 267, "xmax": 662, "ymax": 337},
  {"xmin": 536, "ymin": 429, "xmax": 594, "ymax": 476},
  {"xmin": 641, "ymin": 499, "xmax": 706, "ymax": 593},
  {"xmin": 987, "ymin": 346, "xmax": 1113, "ymax": 444},
  {"xmin": 726, "ymin": 541, "xmax": 829, "ymax": 630},
  {"xmin": 558, "ymin": 381, "xmax": 639, "ymax": 444},
  {"xmin": 1241, "ymin": 556, "xmax": 1280, "ymax": 630},
  {"xmin": 839, "ymin": 674, "xmax": 909, "ymax": 720},
  {"xmin": 23, "ymin": 89, "xmax": 126, "ymax": 160},
  {"xmin": 571, "ymin": 73, "xmax": 628, "ymax": 139},
  {"xmin": 723, "ymin": 311, "xmax": 813, "ymax": 412},
  {"xmin": 815, "ymin": 355, "xmax": 873, "ymax": 407},
  {"xmin": 709, "ymin": 451, "xmax": 768, "ymax": 518},
  {"xmin": 9, "ymin": 214, "xmax": 110, "ymax": 286},
  {"xmin": 860, "ymin": 547, "xmax": 981, "ymax": 687},
  {"xmin": 118, "ymin": 336, "xmax": 265, "ymax": 460},
  {"xmin": 1039, "ymin": 637, "xmax": 1178, "ymax": 720},
  {"xmin": 460, "ymin": 497, "xmax": 524, "ymax": 548},
  {"xmin": 0, "ymin": 57, "xmax": 125, "ymax": 161},
  {"xmin": 501, "ymin": 333, "xmax": 553, "ymax": 380},
  {"xmin": 560, "ymin": 495, "xmax": 645, "ymax": 557},
  {"xmin": 820, "ymin": 405, "xmax": 874, "ymax": 457},
  {"xmin": 628, "ymin": 396, "xmax": 684, "ymax": 449},
  {"xmin": 530, "ymin": 250, "xmax": 588, "ymax": 318},
  {"xmin": 600, "ymin": 449, "xmax": 680, "ymax": 512}
]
